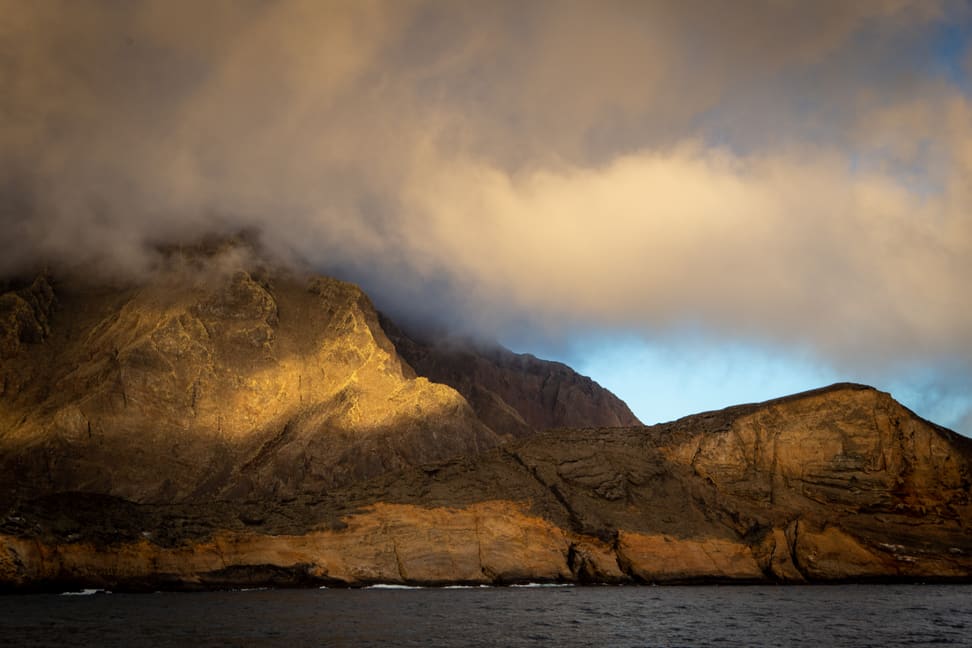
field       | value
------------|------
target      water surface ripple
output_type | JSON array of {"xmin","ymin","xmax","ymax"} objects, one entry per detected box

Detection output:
[{"xmin": 1, "ymin": 584, "xmax": 969, "ymax": 647}]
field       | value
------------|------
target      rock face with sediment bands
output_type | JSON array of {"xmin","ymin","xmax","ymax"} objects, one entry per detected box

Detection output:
[{"xmin": 0, "ymin": 249, "xmax": 970, "ymax": 590}]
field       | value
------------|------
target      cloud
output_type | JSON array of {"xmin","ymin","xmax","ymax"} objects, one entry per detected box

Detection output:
[
  {"xmin": 0, "ymin": 1, "xmax": 968, "ymax": 405},
  {"xmin": 400, "ymin": 134, "xmax": 971, "ymax": 365},
  {"xmin": 0, "ymin": 0, "xmax": 408, "ymax": 276}
]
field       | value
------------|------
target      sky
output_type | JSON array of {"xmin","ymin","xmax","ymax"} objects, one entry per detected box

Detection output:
[{"xmin": 1, "ymin": 1, "xmax": 971, "ymax": 434}]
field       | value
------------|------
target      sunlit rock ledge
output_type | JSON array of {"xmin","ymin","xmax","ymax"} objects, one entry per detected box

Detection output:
[{"xmin": 2, "ymin": 492, "xmax": 970, "ymax": 592}]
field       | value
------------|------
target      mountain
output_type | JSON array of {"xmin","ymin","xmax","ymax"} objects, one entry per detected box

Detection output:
[
  {"xmin": 0, "ymin": 245, "xmax": 628, "ymax": 506},
  {"xmin": 0, "ymin": 246, "xmax": 970, "ymax": 590}
]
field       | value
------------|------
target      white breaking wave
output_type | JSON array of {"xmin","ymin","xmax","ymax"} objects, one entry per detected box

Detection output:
[{"xmin": 61, "ymin": 589, "xmax": 111, "ymax": 596}]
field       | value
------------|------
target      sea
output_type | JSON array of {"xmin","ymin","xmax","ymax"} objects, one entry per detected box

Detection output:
[{"xmin": 1, "ymin": 584, "xmax": 969, "ymax": 647}]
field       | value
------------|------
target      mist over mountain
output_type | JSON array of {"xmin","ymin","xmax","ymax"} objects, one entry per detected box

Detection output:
[{"xmin": 2, "ymin": 2, "xmax": 970, "ymax": 432}]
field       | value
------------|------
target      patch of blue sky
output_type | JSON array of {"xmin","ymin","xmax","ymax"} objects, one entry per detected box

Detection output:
[
  {"xmin": 540, "ymin": 334, "xmax": 971, "ymax": 437},
  {"xmin": 564, "ymin": 335, "xmax": 834, "ymax": 424},
  {"xmin": 928, "ymin": 12, "xmax": 972, "ymax": 93}
]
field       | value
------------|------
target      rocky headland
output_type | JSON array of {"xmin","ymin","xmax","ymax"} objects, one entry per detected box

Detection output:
[{"xmin": 1, "ymin": 245, "xmax": 970, "ymax": 591}]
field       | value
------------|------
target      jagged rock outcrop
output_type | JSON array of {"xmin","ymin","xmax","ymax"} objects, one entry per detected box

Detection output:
[
  {"xmin": 0, "ymin": 274, "xmax": 55, "ymax": 360},
  {"xmin": 1, "ymin": 248, "xmax": 970, "ymax": 591},
  {"xmin": 380, "ymin": 315, "xmax": 640, "ymax": 437}
]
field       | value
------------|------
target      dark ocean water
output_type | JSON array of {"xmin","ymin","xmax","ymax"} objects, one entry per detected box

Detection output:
[{"xmin": 1, "ymin": 584, "xmax": 970, "ymax": 647}]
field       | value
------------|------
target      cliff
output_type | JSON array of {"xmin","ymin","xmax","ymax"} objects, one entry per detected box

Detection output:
[{"xmin": 0, "ymin": 250, "xmax": 970, "ymax": 591}]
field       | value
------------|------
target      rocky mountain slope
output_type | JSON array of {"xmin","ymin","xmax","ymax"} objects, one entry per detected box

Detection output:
[
  {"xmin": 380, "ymin": 315, "xmax": 639, "ymax": 438},
  {"xmin": 0, "ymin": 255, "xmax": 485, "ymax": 503},
  {"xmin": 1, "ymin": 248, "xmax": 970, "ymax": 591}
]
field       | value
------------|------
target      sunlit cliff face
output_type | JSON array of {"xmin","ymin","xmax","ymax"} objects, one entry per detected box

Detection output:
[{"xmin": 1, "ymin": 1, "xmax": 970, "ymax": 431}]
